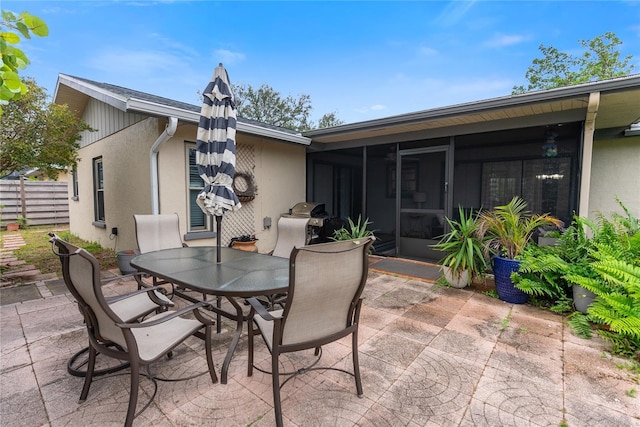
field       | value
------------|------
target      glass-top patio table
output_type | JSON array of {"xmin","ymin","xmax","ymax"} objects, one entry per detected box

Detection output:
[{"xmin": 131, "ymin": 246, "xmax": 289, "ymax": 384}]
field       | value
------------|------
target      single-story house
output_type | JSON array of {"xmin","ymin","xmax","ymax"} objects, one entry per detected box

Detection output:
[
  {"xmin": 54, "ymin": 73, "xmax": 640, "ymax": 260},
  {"xmin": 54, "ymin": 74, "xmax": 311, "ymax": 253}
]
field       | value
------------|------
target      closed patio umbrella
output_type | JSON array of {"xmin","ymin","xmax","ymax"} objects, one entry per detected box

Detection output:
[{"xmin": 196, "ymin": 63, "xmax": 241, "ymax": 263}]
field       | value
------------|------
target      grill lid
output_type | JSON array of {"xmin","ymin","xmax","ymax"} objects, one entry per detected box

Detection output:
[{"xmin": 289, "ymin": 202, "xmax": 325, "ymax": 217}]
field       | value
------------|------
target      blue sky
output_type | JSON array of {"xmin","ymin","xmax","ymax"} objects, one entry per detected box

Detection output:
[{"xmin": 6, "ymin": 0, "xmax": 640, "ymax": 124}]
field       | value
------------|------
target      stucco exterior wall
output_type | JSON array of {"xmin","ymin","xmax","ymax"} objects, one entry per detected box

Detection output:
[
  {"xmin": 69, "ymin": 118, "xmax": 159, "ymax": 251},
  {"xmin": 588, "ymin": 136, "xmax": 640, "ymax": 221},
  {"xmin": 71, "ymin": 116, "xmax": 306, "ymax": 254},
  {"xmin": 156, "ymin": 127, "xmax": 306, "ymax": 252},
  {"xmin": 250, "ymin": 137, "xmax": 307, "ymax": 252}
]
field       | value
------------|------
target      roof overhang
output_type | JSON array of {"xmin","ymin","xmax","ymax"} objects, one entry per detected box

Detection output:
[
  {"xmin": 304, "ymin": 74, "xmax": 640, "ymax": 149},
  {"xmin": 54, "ymin": 74, "xmax": 311, "ymax": 146}
]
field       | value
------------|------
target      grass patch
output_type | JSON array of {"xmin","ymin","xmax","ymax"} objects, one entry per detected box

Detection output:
[{"xmin": 2, "ymin": 226, "xmax": 118, "ymax": 276}]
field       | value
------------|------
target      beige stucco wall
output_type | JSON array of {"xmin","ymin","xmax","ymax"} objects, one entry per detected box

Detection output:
[
  {"xmin": 69, "ymin": 118, "xmax": 159, "ymax": 251},
  {"xmin": 588, "ymin": 135, "xmax": 640, "ymax": 221},
  {"xmin": 155, "ymin": 126, "xmax": 306, "ymax": 252},
  {"xmin": 70, "ymin": 116, "xmax": 306, "ymax": 253}
]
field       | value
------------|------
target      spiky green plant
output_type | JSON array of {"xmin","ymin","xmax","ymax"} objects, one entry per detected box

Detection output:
[
  {"xmin": 431, "ymin": 206, "xmax": 486, "ymax": 282},
  {"xmin": 476, "ymin": 196, "xmax": 563, "ymax": 259},
  {"xmin": 333, "ymin": 215, "xmax": 375, "ymax": 241}
]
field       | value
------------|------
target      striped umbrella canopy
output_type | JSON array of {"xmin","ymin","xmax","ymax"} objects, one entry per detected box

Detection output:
[{"xmin": 196, "ymin": 63, "xmax": 241, "ymax": 261}]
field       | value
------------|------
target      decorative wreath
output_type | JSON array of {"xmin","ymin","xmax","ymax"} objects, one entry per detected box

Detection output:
[{"xmin": 233, "ymin": 172, "xmax": 257, "ymax": 202}]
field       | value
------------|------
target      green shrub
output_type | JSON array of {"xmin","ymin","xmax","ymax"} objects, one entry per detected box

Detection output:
[{"xmin": 514, "ymin": 199, "xmax": 640, "ymax": 360}]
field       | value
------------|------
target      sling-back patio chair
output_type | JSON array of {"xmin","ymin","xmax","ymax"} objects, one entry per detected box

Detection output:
[
  {"xmin": 254, "ymin": 216, "xmax": 311, "ymax": 309},
  {"xmin": 133, "ymin": 213, "xmax": 187, "ymax": 295},
  {"xmin": 49, "ymin": 233, "xmax": 217, "ymax": 427},
  {"xmin": 246, "ymin": 236, "xmax": 374, "ymax": 427},
  {"xmin": 134, "ymin": 213, "xmax": 222, "ymax": 330},
  {"xmin": 50, "ymin": 233, "xmax": 175, "ymax": 376},
  {"xmin": 270, "ymin": 216, "xmax": 310, "ymax": 258}
]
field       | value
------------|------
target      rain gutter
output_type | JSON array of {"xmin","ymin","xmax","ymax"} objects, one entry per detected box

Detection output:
[
  {"xmin": 126, "ymin": 99, "xmax": 311, "ymax": 145},
  {"xmin": 150, "ymin": 117, "xmax": 178, "ymax": 214}
]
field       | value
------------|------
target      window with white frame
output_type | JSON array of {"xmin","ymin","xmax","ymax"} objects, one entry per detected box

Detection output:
[
  {"xmin": 92, "ymin": 157, "xmax": 105, "ymax": 222},
  {"xmin": 186, "ymin": 144, "xmax": 211, "ymax": 232}
]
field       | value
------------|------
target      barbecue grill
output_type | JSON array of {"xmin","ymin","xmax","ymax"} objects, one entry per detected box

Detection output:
[{"xmin": 281, "ymin": 202, "xmax": 344, "ymax": 244}]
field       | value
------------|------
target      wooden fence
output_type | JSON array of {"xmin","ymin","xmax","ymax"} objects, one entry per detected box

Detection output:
[{"xmin": 0, "ymin": 178, "xmax": 70, "ymax": 228}]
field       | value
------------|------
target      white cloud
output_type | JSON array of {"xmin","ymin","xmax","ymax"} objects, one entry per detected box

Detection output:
[
  {"xmin": 354, "ymin": 104, "xmax": 387, "ymax": 114},
  {"xmin": 418, "ymin": 46, "xmax": 439, "ymax": 57},
  {"xmin": 436, "ymin": 0, "xmax": 478, "ymax": 26},
  {"xmin": 484, "ymin": 33, "xmax": 528, "ymax": 48},
  {"xmin": 214, "ymin": 49, "xmax": 246, "ymax": 66}
]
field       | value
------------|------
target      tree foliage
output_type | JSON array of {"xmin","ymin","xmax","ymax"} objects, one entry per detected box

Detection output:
[
  {"xmin": 0, "ymin": 78, "xmax": 94, "ymax": 179},
  {"xmin": 232, "ymin": 83, "xmax": 343, "ymax": 131},
  {"xmin": 512, "ymin": 32, "xmax": 635, "ymax": 94},
  {"xmin": 1, "ymin": 10, "xmax": 49, "ymax": 114}
]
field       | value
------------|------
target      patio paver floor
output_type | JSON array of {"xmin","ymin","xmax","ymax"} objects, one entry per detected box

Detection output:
[{"xmin": 1, "ymin": 269, "xmax": 638, "ymax": 426}]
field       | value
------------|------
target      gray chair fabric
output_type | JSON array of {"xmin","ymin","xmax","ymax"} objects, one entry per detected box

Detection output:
[
  {"xmin": 271, "ymin": 216, "xmax": 310, "ymax": 258},
  {"xmin": 133, "ymin": 213, "xmax": 187, "ymax": 296},
  {"xmin": 50, "ymin": 234, "xmax": 217, "ymax": 427},
  {"xmin": 247, "ymin": 237, "xmax": 374, "ymax": 427},
  {"xmin": 51, "ymin": 233, "xmax": 173, "ymax": 322},
  {"xmin": 134, "ymin": 213, "xmax": 185, "ymax": 254},
  {"xmin": 133, "ymin": 213, "xmax": 223, "ymax": 332}
]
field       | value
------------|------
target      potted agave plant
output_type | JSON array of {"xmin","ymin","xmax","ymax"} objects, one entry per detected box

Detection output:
[
  {"xmin": 431, "ymin": 207, "xmax": 486, "ymax": 288},
  {"xmin": 477, "ymin": 196, "xmax": 562, "ymax": 303},
  {"xmin": 333, "ymin": 215, "xmax": 375, "ymax": 241}
]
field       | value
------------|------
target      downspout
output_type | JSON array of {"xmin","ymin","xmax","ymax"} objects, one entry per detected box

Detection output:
[{"xmin": 150, "ymin": 117, "xmax": 178, "ymax": 214}]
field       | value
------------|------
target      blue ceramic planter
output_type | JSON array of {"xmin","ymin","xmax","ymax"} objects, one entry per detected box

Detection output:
[{"xmin": 492, "ymin": 256, "xmax": 528, "ymax": 304}]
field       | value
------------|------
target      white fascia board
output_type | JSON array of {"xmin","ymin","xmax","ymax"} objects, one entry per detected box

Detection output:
[
  {"xmin": 236, "ymin": 121, "xmax": 311, "ymax": 146},
  {"xmin": 56, "ymin": 75, "xmax": 129, "ymax": 111},
  {"xmin": 126, "ymin": 98, "xmax": 200, "ymax": 122},
  {"xmin": 126, "ymin": 98, "xmax": 311, "ymax": 146},
  {"xmin": 305, "ymin": 74, "xmax": 640, "ymax": 138}
]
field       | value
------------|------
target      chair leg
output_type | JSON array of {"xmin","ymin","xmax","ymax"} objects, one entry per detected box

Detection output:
[
  {"xmin": 272, "ymin": 350, "xmax": 283, "ymax": 427},
  {"xmin": 204, "ymin": 324, "xmax": 218, "ymax": 384},
  {"xmin": 352, "ymin": 331, "xmax": 363, "ymax": 396},
  {"xmin": 247, "ymin": 320, "xmax": 254, "ymax": 376},
  {"xmin": 216, "ymin": 296, "xmax": 222, "ymax": 334},
  {"xmin": 79, "ymin": 344, "xmax": 96, "ymax": 402},
  {"xmin": 125, "ymin": 358, "xmax": 140, "ymax": 427}
]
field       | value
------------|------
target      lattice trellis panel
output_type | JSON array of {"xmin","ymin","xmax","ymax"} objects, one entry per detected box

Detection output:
[{"xmin": 220, "ymin": 144, "xmax": 255, "ymax": 245}]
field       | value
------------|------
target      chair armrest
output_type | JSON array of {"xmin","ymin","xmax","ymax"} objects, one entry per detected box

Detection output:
[
  {"xmin": 100, "ymin": 271, "xmax": 142, "ymax": 284},
  {"xmin": 105, "ymin": 285, "xmax": 172, "ymax": 305},
  {"xmin": 246, "ymin": 297, "xmax": 281, "ymax": 321},
  {"xmin": 116, "ymin": 301, "xmax": 213, "ymax": 328}
]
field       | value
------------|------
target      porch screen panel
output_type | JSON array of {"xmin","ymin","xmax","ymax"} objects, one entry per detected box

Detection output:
[
  {"xmin": 481, "ymin": 161, "xmax": 521, "ymax": 209},
  {"xmin": 522, "ymin": 158, "xmax": 571, "ymax": 219}
]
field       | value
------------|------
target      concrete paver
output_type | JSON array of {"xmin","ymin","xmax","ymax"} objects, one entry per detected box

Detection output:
[{"xmin": 0, "ymin": 242, "xmax": 638, "ymax": 426}]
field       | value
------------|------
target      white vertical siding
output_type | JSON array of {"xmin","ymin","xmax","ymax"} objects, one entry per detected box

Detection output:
[{"xmin": 79, "ymin": 99, "xmax": 146, "ymax": 147}]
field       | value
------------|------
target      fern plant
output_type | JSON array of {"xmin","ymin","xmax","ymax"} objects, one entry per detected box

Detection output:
[{"xmin": 562, "ymin": 205, "xmax": 640, "ymax": 359}]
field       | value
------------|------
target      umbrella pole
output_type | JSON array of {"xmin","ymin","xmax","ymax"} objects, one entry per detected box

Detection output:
[{"xmin": 216, "ymin": 215, "xmax": 222, "ymax": 263}]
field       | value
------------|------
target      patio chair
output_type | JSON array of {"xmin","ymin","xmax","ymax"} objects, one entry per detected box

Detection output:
[
  {"xmin": 133, "ymin": 213, "xmax": 187, "ymax": 294},
  {"xmin": 134, "ymin": 213, "xmax": 222, "ymax": 330},
  {"xmin": 254, "ymin": 216, "xmax": 311, "ymax": 309},
  {"xmin": 49, "ymin": 233, "xmax": 217, "ymax": 427},
  {"xmin": 246, "ymin": 236, "xmax": 375, "ymax": 427},
  {"xmin": 50, "ymin": 233, "xmax": 175, "ymax": 375},
  {"xmin": 271, "ymin": 216, "xmax": 310, "ymax": 258}
]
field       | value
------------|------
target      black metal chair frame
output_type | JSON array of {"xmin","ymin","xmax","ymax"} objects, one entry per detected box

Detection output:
[
  {"xmin": 247, "ymin": 237, "xmax": 374, "ymax": 427},
  {"xmin": 49, "ymin": 233, "xmax": 218, "ymax": 427}
]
